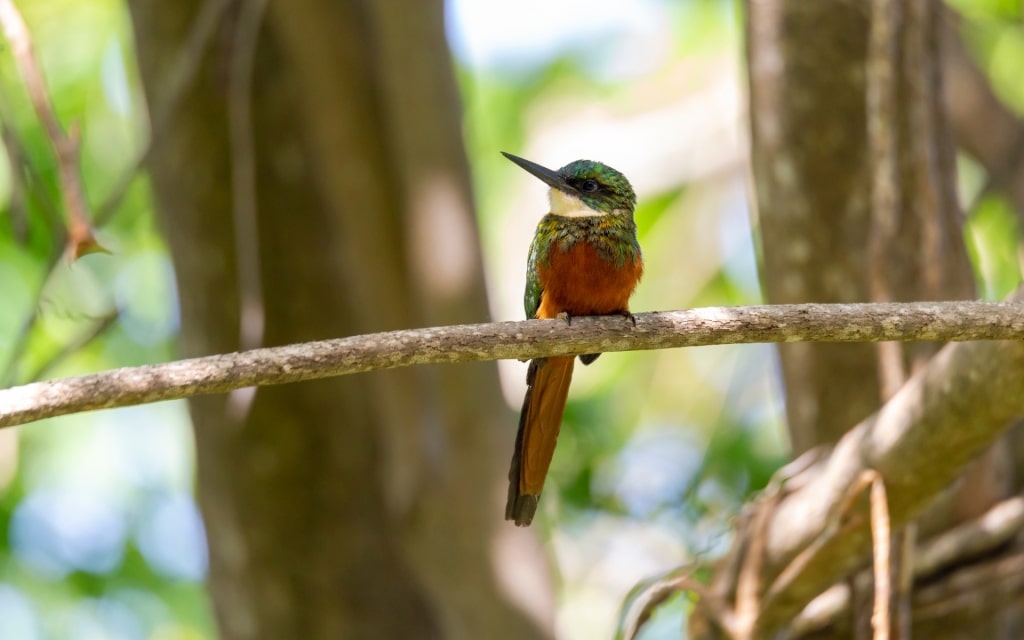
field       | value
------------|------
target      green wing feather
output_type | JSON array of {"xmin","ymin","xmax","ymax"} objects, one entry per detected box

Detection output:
[{"xmin": 524, "ymin": 231, "xmax": 544, "ymax": 319}]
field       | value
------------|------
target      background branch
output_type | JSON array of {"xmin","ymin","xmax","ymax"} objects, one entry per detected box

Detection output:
[
  {"xmin": 749, "ymin": 331, "xmax": 1024, "ymax": 636},
  {"xmin": 0, "ymin": 0, "xmax": 102, "ymax": 258},
  {"xmin": 1, "ymin": 300, "xmax": 1023, "ymax": 428},
  {"xmin": 791, "ymin": 495, "xmax": 1024, "ymax": 637}
]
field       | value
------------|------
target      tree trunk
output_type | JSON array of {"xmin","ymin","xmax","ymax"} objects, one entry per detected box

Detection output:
[
  {"xmin": 127, "ymin": 1, "xmax": 551, "ymax": 638},
  {"xmin": 712, "ymin": 0, "xmax": 1016, "ymax": 636},
  {"xmin": 746, "ymin": 0, "xmax": 879, "ymax": 452}
]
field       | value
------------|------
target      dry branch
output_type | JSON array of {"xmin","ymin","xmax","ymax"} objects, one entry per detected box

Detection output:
[
  {"xmin": 869, "ymin": 472, "xmax": 891, "ymax": 640},
  {"xmin": 0, "ymin": 300, "xmax": 1022, "ymax": 429},
  {"xmin": 0, "ymin": 0, "xmax": 102, "ymax": 258},
  {"xmin": 790, "ymin": 495, "xmax": 1024, "ymax": 636},
  {"xmin": 745, "ymin": 332, "xmax": 1024, "ymax": 636}
]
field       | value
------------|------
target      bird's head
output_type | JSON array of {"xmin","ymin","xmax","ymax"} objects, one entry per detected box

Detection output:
[{"xmin": 502, "ymin": 152, "xmax": 636, "ymax": 218}]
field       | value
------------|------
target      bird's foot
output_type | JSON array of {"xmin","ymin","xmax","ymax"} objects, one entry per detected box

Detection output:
[
  {"xmin": 556, "ymin": 311, "xmax": 573, "ymax": 326},
  {"xmin": 622, "ymin": 310, "xmax": 637, "ymax": 327}
]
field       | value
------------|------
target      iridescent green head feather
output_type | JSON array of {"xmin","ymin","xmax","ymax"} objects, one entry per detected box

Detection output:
[
  {"xmin": 502, "ymin": 152, "xmax": 636, "ymax": 217},
  {"xmin": 556, "ymin": 159, "xmax": 636, "ymax": 214}
]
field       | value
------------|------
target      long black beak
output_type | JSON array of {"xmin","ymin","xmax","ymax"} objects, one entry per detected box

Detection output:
[{"xmin": 501, "ymin": 152, "xmax": 574, "ymax": 193}]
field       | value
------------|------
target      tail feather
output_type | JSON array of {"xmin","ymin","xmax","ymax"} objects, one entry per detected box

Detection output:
[{"xmin": 506, "ymin": 356, "xmax": 576, "ymax": 526}]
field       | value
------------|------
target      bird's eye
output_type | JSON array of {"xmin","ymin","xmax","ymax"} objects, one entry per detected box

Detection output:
[{"xmin": 581, "ymin": 179, "xmax": 599, "ymax": 192}]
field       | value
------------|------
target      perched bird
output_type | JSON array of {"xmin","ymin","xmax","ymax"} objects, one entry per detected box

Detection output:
[{"xmin": 502, "ymin": 152, "xmax": 643, "ymax": 526}]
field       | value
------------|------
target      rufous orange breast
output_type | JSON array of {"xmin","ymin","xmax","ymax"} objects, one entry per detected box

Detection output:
[{"xmin": 536, "ymin": 242, "xmax": 644, "ymax": 319}]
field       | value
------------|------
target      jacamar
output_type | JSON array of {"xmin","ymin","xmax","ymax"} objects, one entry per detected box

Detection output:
[{"xmin": 502, "ymin": 152, "xmax": 643, "ymax": 526}]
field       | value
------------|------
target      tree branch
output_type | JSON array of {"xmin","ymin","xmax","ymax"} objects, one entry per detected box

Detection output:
[
  {"xmin": 749, "ymin": 327, "xmax": 1024, "ymax": 636},
  {"xmin": 790, "ymin": 495, "xmax": 1024, "ymax": 636},
  {"xmin": 0, "ymin": 0, "xmax": 103, "ymax": 259},
  {"xmin": 1, "ymin": 301, "xmax": 1023, "ymax": 428}
]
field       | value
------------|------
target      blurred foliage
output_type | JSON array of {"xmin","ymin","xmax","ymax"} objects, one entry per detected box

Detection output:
[
  {"xmin": 0, "ymin": 0, "xmax": 1021, "ymax": 639},
  {"xmin": 950, "ymin": 0, "xmax": 1024, "ymax": 114},
  {"xmin": 0, "ymin": 0, "xmax": 209, "ymax": 638},
  {"xmin": 965, "ymin": 191, "xmax": 1021, "ymax": 300},
  {"xmin": 459, "ymin": 2, "xmax": 784, "ymax": 636}
]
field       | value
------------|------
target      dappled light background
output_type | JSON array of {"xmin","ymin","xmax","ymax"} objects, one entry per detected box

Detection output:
[
  {"xmin": 450, "ymin": 2, "xmax": 786, "ymax": 636},
  {"xmin": 0, "ymin": 0, "xmax": 1021, "ymax": 639},
  {"xmin": 0, "ymin": 0, "xmax": 210, "ymax": 638}
]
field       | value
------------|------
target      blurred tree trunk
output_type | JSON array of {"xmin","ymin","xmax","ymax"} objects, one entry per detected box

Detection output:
[
  {"xmin": 739, "ymin": 0, "xmax": 1014, "ymax": 637},
  {"xmin": 127, "ymin": 1, "xmax": 552, "ymax": 638},
  {"xmin": 747, "ymin": 0, "xmax": 881, "ymax": 453}
]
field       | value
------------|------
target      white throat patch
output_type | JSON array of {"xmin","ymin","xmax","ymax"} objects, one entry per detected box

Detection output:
[{"xmin": 548, "ymin": 188, "xmax": 606, "ymax": 218}]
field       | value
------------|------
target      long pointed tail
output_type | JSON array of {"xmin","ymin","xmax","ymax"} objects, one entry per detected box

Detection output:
[{"xmin": 506, "ymin": 355, "xmax": 575, "ymax": 526}]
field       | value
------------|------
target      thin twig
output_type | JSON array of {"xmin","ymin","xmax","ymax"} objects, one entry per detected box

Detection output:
[
  {"xmin": 735, "ymin": 488, "xmax": 785, "ymax": 639},
  {"xmin": 789, "ymin": 495, "xmax": 1024, "ymax": 636},
  {"xmin": 618, "ymin": 566, "xmax": 719, "ymax": 640},
  {"xmin": 913, "ymin": 548, "xmax": 1024, "ymax": 623},
  {"xmin": 915, "ymin": 496, "xmax": 1024, "ymax": 579},
  {"xmin": 869, "ymin": 472, "xmax": 891, "ymax": 640},
  {"xmin": 894, "ymin": 524, "xmax": 915, "ymax": 639},
  {"xmin": 0, "ymin": 251, "xmax": 65, "ymax": 387},
  {"xmin": 23, "ymin": 310, "xmax": 119, "ymax": 383},
  {"xmin": 793, "ymin": 545, "xmax": 1024, "ymax": 636},
  {"xmin": 0, "ymin": 110, "xmax": 77, "ymax": 387},
  {"xmin": 220, "ymin": 0, "xmax": 268, "ymax": 422},
  {"xmin": 0, "ymin": 123, "xmax": 29, "ymax": 241},
  {"xmin": 708, "ymin": 452, "xmax": 822, "ymax": 638},
  {"xmin": 228, "ymin": 0, "xmax": 268, "ymax": 351},
  {"xmin": 0, "ymin": 95, "xmax": 64, "ymax": 235},
  {"xmin": 766, "ymin": 468, "xmax": 877, "ymax": 610},
  {"xmin": 1, "ymin": 301, "xmax": 1024, "ymax": 428},
  {"xmin": 867, "ymin": 0, "xmax": 906, "ymax": 398},
  {"xmin": 0, "ymin": 0, "xmax": 102, "ymax": 258}
]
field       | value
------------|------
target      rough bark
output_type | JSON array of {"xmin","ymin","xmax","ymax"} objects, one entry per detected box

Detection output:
[
  {"xmin": 127, "ymin": 1, "xmax": 549, "ymax": 638},
  {"xmin": 730, "ymin": 0, "xmax": 1017, "ymax": 637},
  {"xmin": 746, "ymin": 0, "xmax": 880, "ymax": 451},
  {"xmin": 4, "ymin": 301, "xmax": 1024, "ymax": 428},
  {"xmin": 753, "ymin": 335, "xmax": 1024, "ymax": 636}
]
